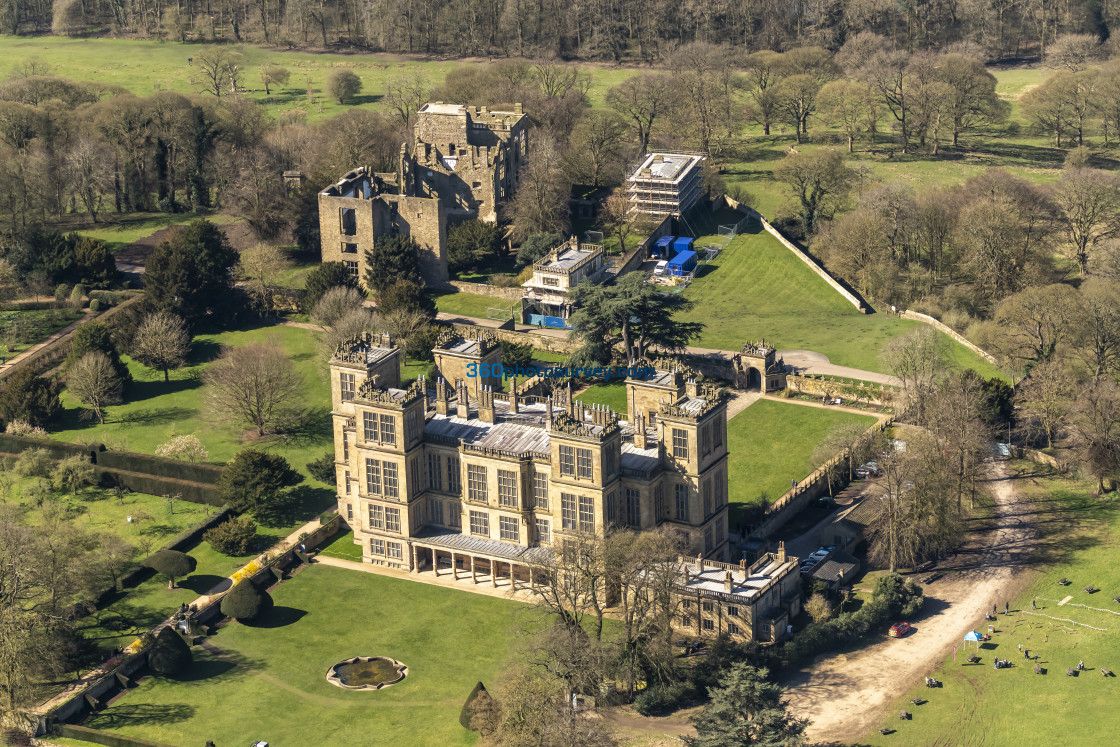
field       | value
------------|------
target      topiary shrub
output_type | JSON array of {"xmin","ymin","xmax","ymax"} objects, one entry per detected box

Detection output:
[
  {"xmin": 70, "ymin": 284, "xmax": 89, "ymax": 307},
  {"xmin": 54, "ymin": 284, "xmax": 71, "ymax": 304},
  {"xmin": 148, "ymin": 626, "xmax": 192, "ymax": 676},
  {"xmin": 220, "ymin": 579, "xmax": 273, "ymax": 622},
  {"xmin": 89, "ymin": 298, "xmax": 102, "ymax": 312},
  {"xmin": 203, "ymin": 515, "xmax": 258, "ymax": 556},
  {"xmin": 143, "ymin": 549, "xmax": 197, "ymax": 589},
  {"xmin": 306, "ymin": 451, "xmax": 336, "ymax": 484},
  {"xmin": 459, "ymin": 681, "xmax": 495, "ymax": 732}
]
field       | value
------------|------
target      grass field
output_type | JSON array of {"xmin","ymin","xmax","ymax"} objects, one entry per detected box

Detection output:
[
  {"xmin": 0, "ymin": 308, "xmax": 82, "ymax": 355},
  {"xmin": 0, "ymin": 37, "xmax": 637, "ymax": 124},
  {"xmin": 318, "ymin": 529, "xmax": 364, "ymax": 561},
  {"xmin": 678, "ymin": 225, "xmax": 1004, "ymax": 377},
  {"xmin": 864, "ymin": 466, "xmax": 1120, "ymax": 745},
  {"xmin": 726, "ymin": 399, "xmax": 876, "ymax": 527},
  {"xmin": 50, "ymin": 320, "xmax": 331, "ymax": 470},
  {"xmin": 74, "ymin": 564, "xmax": 528, "ymax": 746},
  {"xmin": 431, "ymin": 289, "xmax": 514, "ymax": 320}
]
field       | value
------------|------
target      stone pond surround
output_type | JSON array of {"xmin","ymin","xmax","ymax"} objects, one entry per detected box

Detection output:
[{"xmin": 325, "ymin": 657, "xmax": 409, "ymax": 691}]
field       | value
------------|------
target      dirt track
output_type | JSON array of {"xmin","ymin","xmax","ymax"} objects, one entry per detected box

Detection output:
[{"xmin": 781, "ymin": 459, "xmax": 1037, "ymax": 744}]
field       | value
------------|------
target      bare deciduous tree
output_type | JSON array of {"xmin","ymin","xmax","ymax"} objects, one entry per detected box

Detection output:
[
  {"xmin": 203, "ymin": 343, "xmax": 302, "ymax": 436},
  {"xmin": 131, "ymin": 311, "xmax": 191, "ymax": 382},
  {"xmin": 880, "ymin": 326, "xmax": 948, "ymax": 424},
  {"xmin": 238, "ymin": 243, "xmax": 290, "ymax": 309},
  {"xmin": 67, "ymin": 351, "xmax": 122, "ymax": 424}
]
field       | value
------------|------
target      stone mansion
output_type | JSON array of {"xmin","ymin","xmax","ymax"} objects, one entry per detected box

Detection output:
[{"xmin": 328, "ymin": 331, "xmax": 802, "ymax": 643}]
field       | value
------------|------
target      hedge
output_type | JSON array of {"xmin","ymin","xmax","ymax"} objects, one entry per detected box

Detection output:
[
  {"xmin": 0, "ymin": 433, "xmax": 93, "ymax": 461},
  {"xmin": 56, "ymin": 724, "xmax": 177, "ymax": 747},
  {"xmin": 97, "ymin": 451, "xmax": 224, "ymax": 485},
  {"xmin": 98, "ymin": 468, "xmax": 223, "ymax": 506}
]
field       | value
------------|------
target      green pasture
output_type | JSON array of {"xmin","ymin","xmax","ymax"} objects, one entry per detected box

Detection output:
[{"xmin": 73, "ymin": 564, "xmax": 528, "ymax": 746}]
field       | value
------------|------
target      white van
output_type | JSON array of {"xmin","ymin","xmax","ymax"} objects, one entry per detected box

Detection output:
[{"xmin": 653, "ymin": 260, "xmax": 669, "ymax": 276}]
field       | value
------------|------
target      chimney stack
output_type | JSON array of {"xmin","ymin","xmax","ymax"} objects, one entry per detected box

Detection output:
[
  {"xmin": 633, "ymin": 412, "xmax": 648, "ymax": 449},
  {"xmin": 725, "ymin": 571, "xmax": 734, "ymax": 594},
  {"xmin": 435, "ymin": 377, "xmax": 450, "ymax": 416},
  {"xmin": 509, "ymin": 385, "xmax": 519, "ymax": 414},
  {"xmin": 479, "ymin": 386, "xmax": 495, "ymax": 423},
  {"xmin": 456, "ymin": 380, "xmax": 470, "ymax": 420},
  {"xmin": 698, "ymin": 553, "xmax": 705, "ymax": 571},
  {"xmin": 685, "ymin": 377, "xmax": 699, "ymax": 398},
  {"xmin": 545, "ymin": 397, "xmax": 554, "ymax": 431},
  {"xmin": 777, "ymin": 541, "xmax": 787, "ymax": 563}
]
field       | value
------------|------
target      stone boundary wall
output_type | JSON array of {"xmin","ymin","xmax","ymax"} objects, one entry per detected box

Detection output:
[
  {"xmin": 447, "ymin": 280, "xmax": 523, "ymax": 300},
  {"xmin": 899, "ymin": 310, "xmax": 999, "ymax": 365},
  {"xmin": 448, "ymin": 322, "xmax": 579, "ymax": 355},
  {"xmin": 1012, "ymin": 446, "xmax": 1072, "ymax": 472},
  {"xmin": 0, "ymin": 295, "xmax": 145, "ymax": 383},
  {"xmin": 723, "ymin": 196, "xmax": 866, "ymax": 313},
  {"xmin": 785, "ymin": 374, "xmax": 897, "ymax": 407}
]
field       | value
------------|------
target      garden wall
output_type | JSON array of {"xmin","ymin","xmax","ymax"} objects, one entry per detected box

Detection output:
[
  {"xmin": 56, "ymin": 725, "xmax": 177, "ymax": 747},
  {"xmin": 447, "ymin": 281, "xmax": 523, "ymax": 300},
  {"xmin": 0, "ymin": 295, "xmax": 144, "ymax": 382},
  {"xmin": 785, "ymin": 374, "xmax": 897, "ymax": 407},
  {"xmin": 899, "ymin": 310, "xmax": 999, "ymax": 365}
]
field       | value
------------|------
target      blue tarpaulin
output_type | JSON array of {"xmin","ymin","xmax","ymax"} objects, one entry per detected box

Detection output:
[
  {"xmin": 667, "ymin": 249, "xmax": 698, "ymax": 276},
  {"xmin": 529, "ymin": 314, "xmax": 571, "ymax": 329}
]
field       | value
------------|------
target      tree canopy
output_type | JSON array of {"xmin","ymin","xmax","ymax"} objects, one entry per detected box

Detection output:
[{"xmin": 144, "ymin": 219, "xmax": 240, "ymax": 325}]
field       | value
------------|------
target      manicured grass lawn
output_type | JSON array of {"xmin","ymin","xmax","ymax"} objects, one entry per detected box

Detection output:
[
  {"xmin": 726, "ymin": 399, "xmax": 876, "ymax": 528},
  {"xmin": 863, "ymin": 467, "xmax": 1120, "ymax": 745},
  {"xmin": 576, "ymin": 381, "xmax": 628, "ymax": 414},
  {"xmin": 678, "ymin": 225, "xmax": 1003, "ymax": 376},
  {"xmin": 318, "ymin": 529, "xmax": 364, "ymax": 562},
  {"xmin": 272, "ymin": 249, "xmax": 322, "ymax": 290},
  {"xmin": 431, "ymin": 290, "xmax": 512, "ymax": 320},
  {"xmin": 77, "ymin": 565, "xmax": 529, "ymax": 746},
  {"xmin": 532, "ymin": 349, "xmax": 568, "ymax": 364},
  {"xmin": 0, "ymin": 308, "xmax": 82, "ymax": 355}
]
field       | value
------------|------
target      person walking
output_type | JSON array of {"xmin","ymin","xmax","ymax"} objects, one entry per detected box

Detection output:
[
  {"xmin": 1005, "ymin": 601, "xmax": 1009, "ymax": 615},
  {"xmin": 1032, "ymin": 598, "xmax": 1036, "ymax": 610}
]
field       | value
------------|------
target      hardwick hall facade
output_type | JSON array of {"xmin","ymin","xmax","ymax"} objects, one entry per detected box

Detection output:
[{"xmin": 328, "ymin": 332, "xmax": 801, "ymax": 642}]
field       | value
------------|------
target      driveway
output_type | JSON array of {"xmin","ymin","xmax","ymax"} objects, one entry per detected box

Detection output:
[{"xmin": 780, "ymin": 459, "xmax": 1037, "ymax": 743}]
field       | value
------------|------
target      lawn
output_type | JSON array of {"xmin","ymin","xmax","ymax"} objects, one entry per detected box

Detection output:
[
  {"xmin": 678, "ymin": 224, "xmax": 1004, "ymax": 376},
  {"xmin": 1, "ymin": 483, "xmax": 211, "ymax": 548},
  {"xmin": 74, "ymin": 565, "xmax": 529, "ymax": 746},
  {"xmin": 431, "ymin": 289, "xmax": 513, "ymax": 320},
  {"xmin": 576, "ymin": 381, "xmax": 628, "ymax": 414},
  {"xmin": 863, "ymin": 466, "xmax": 1120, "ymax": 745},
  {"xmin": 50, "ymin": 320, "xmax": 331, "ymax": 470},
  {"xmin": 725, "ymin": 399, "xmax": 877, "ymax": 529},
  {"xmin": 0, "ymin": 37, "xmax": 639, "ymax": 125},
  {"xmin": 0, "ymin": 307, "xmax": 82, "ymax": 355},
  {"xmin": 318, "ymin": 529, "xmax": 364, "ymax": 561},
  {"xmin": 75, "ymin": 212, "xmax": 241, "ymax": 252}
]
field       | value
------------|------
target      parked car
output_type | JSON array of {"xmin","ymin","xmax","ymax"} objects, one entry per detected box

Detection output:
[
  {"xmin": 855, "ymin": 461, "xmax": 881, "ymax": 478},
  {"xmin": 653, "ymin": 260, "xmax": 669, "ymax": 276},
  {"xmin": 889, "ymin": 622, "xmax": 912, "ymax": 638}
]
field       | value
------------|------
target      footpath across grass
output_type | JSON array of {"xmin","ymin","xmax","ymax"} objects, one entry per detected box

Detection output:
[
  {"xmin": 679, "ymin": 225, "xmax": 1003, "ymax": 377},
  {"xmin": 75, "ymin": 564, "xmax": 528, "ymax": 746},
  {"xmin": 726, "ymin": 399, "xmax": 877, "ymax": 529},
  {"xmin": 864, "ymin": 466, "xmax": 1120, "ymax": 745}
]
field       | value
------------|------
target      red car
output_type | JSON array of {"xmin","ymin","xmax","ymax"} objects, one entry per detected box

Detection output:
[{"xmin": 889, "ymin": 622, "xmax": 912, "ymax": 638}]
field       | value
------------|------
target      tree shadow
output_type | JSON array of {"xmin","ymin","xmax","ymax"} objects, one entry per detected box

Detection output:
[
  {"xmin": 350, "ymin": 93, "xmax": 382, "ymax": 106},
  {"xmin": 117, "ymin": 406, "xmax": 197, "ymax": 427},
  {"xmin": 256, "ymin": 485, "xmax": 335, "ymax": 528},
  {"xmin": 168, "ymin": 658, "xmax": 238, "ymax": 683},
  {"xmin": 243, "ymin": 606, "xmax": 307, "ymax": 629},
  {"xmin": 179, "ymin": 574, "xmax": 226, "ymax": 595},
  {"xmin": 88, "ymin": 703, "xmax": 196, "ymax": 729},
  {"xmin": 187, "ymin": 338, "xmax": 222, "ymax": 365},
  {"xmin": 274, "ymin": 405, "xmax": 333, "ymax": 445},
  {"xmin": 125, "ymin": 377, "xmax": 202, "ymax": 404}
]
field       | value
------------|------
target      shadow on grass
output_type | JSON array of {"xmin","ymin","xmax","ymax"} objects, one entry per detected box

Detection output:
[
  {"xmin": 179, "ymin": 574, "xmax": 226, "ymax": 595},
  {"xmin": 256, "ymin": 485, "xmax": 335, "ymax": 528},
  {"xmin": 274, "ymin": 405, "xmax": 333, "ymax": 445},
  {"xmin": 243, "ymin": 605, "xmax": 307, "ymax": 629},
  {"xmin": 187, "ymin": 338, "xmax": 222, "ymax": 365},
  {"xmin": 170, "ymin": 658, "xmax": 239, "ymax": 684},
  {"xmin": 88, "ymin": 703, "xmax": 197, "ymax": 729},
  {"xmin": 116, "ymin": 406, "xmax": 198, "ymax": 427}
]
